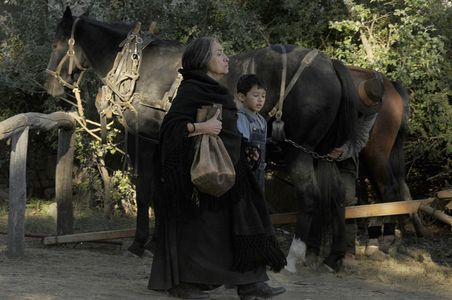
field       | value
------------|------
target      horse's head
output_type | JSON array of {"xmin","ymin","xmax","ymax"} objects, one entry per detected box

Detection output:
[{"xmin": 45, "ymin": 7, "xmax": 89, "ymax": 97}]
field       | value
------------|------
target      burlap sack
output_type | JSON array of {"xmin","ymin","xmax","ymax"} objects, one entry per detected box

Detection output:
[{"xmin": 190, "ymin": 104, "xmax": 236, "ymax": 197}]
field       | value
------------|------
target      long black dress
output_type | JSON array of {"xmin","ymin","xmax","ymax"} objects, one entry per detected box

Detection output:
[{"xmin": 148, "ymin": 69, "xmax": 285, "ymax": 291}]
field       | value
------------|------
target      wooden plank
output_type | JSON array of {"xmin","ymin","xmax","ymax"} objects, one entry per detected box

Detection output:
[
  {"xmin": 419, "ymin": 205, "xmax": 452, "ymax": 227},
  {"xmin": 345, "ymin": 198, "xmax": 435, "ymax": 219},
  {"xmin": 270, "ymin": 198, "xmax": 436, "ymax": 225},
  {"xmin": 7, "ymin": 128, "xmax": 29, "ymax": 257},
  {"xmin": 43, "ymin": 228, "xmax": 136, "ymax": 245},
  {"xmin": 271, "ymin": 213, "xmax": 296, "ymax": 225},
  {"xmin": 446, "ymin": 200, "xmax": 452, "ymax": 210},
  {"xmin": 437, "ymin": 189, "xmax": 452, "ymax": 200},
  {"xmin": 43, "ymin": 196, "xmax": 450, "ymax": 244},
  {"xmin": 56, "ymin": 128, "xmax": 75, "ymax": 235}
]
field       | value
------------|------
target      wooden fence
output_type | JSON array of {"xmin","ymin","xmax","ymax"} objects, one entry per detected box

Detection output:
[
  {"xmin": 0, "ymin": 112, "xmax": 76, "ymax": 257},
  {"xmin": 2, "ymin": 112, "xmax": 451, "ymax": 253}
]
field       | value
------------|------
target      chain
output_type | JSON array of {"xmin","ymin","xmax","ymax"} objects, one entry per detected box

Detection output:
[{"xmin": 283, "ymin": 138, "xmax": 334, "ymax": 162}]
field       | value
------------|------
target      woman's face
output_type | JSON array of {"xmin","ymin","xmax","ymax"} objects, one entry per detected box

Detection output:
[{"xmin": 207, "ymin": 40, "xmax": 229, "ymax": 81}]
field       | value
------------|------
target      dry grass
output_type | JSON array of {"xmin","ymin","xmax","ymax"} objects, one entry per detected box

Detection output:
[
  {"xmin": 341, "ymin": 239, "xmax": 452, "ymax": 295},
  {"xmin": 0, "ymin": 198, "xmax": 137, "ymax": 235}
]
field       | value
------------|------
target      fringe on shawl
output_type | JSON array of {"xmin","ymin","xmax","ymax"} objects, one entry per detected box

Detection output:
[{"xmin": 232, "ymin": 234, "xmax": 287, "ymax": 273}]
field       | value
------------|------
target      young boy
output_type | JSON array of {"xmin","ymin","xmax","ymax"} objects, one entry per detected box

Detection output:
[{"xmin": 236, "ymin": 74, "xmax": 267, "ymax": 191}]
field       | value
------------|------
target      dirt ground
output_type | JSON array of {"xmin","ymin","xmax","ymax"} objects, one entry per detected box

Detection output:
[{"xmin": 1, "ymin": 224, "xmax": 452, "ymax": 300}]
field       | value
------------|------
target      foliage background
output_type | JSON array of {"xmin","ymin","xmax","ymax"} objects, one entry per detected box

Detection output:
[{"xmin": 0, "ymin": 0, "xmax": 450, "ymax": 209}]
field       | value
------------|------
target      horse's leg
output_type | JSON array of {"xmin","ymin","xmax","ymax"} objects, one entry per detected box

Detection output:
[
  {"xmin": 285, "ymin": 154, "xmax": 319, "ymax": 273},
  {"xmin": 127, "ymin": 134, "xmax": 156, "ymax": 256},
  {"xmin": 362, "ymin": 125, "xmax": 398, "ymax": 253},
  {"xmin": 322, "ymin": 189, "xmax": 346, "ymax": 271},
  {"xmin": 338, "ymin": 160, "xmax": 359, "ymax": 256},
  {"xmin": 361, "ymin": 79, "xmax": 428, "ymax": 252},
  {"xmin": 314, "ymin": 160, "xmax": 347, "ymax": 272}
]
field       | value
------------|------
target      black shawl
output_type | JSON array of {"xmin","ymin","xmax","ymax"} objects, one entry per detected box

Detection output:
[{"xmin": 159, "ymin": 69, "xmax": 286, "ymax": 272}]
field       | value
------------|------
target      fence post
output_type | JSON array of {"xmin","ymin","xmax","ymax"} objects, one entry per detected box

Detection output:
[
  {"xmin": 56, "ymin": 127, "xmax": 75, "ymax": 235},
  {"xmin": 7, "ymin": 127, "xmax": 29, "ymax": 257}
]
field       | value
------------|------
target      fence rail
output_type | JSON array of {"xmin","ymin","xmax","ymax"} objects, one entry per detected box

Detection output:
[{"xmin": 0, "ymin": 112, "xmax": 76, "ymax": 257}]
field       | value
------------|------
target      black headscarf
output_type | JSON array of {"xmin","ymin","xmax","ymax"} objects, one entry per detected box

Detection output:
[{"xmin": 159, "ymin": 69, "xmax": 286, "ymax": 272}]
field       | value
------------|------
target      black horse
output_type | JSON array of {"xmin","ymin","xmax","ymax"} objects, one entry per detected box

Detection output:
[
  {"xmin": 47, "ymin": 8, "xmax": 415, "ymax": 268},
  {"xmin": 46, "ymin": 7, "xmax": 185, "ymax": 256}
]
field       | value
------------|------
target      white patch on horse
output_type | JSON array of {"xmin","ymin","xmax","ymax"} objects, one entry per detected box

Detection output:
[{"xmin": 284, "ymin": 237, "xmax": 306, "ymax": 273}]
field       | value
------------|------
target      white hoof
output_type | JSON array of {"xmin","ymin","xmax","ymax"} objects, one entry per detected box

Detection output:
[
  {"xmin": 284, "ymin": 258, "xmax": 297, "ymax": 273},
  {"xmin": 289, "ymin": 237, "xmax": 306, "ymax": 261},
  {"xmin": 284, "ymin": 237, "xmax": 306, "ymax": 273}
]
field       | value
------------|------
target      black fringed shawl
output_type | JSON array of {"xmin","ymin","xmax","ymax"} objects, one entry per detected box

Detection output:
[{"xmin": 159, "ymin": 69, "xmax": 286, "ymax": 272}]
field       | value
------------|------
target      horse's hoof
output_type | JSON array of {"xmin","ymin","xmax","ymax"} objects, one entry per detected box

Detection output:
[
  {"xmin": 124, "ymin": 249, "xmax": 142, "ymax": 258},
  {"xmin": 144, "ymin": 239, "xmax": 156, "ymax": 253},
  {"xmin": 365, "ymin": 238, "xmax": 388, "ymax": 261},
  {"xmin": 342, "ymin": 253, "xmax": 358, "ymax": 267},
  {"xmin": 127, "ymin": 241, "xmax": 145, "ymax": 257},
  {"xmin": 304, "ymin": 251, "xmax": 319, "ymax": 269},
  {"xmin": 283, "ymin": 264, "xmax": 297, "ymax": 274},
  {"xmin": 317, "ymin": 263, "xmax": 336, "ymax": 273},
  {"xmin": 378, "ymin": 235, "xmax": 395, "ymax": 253}
]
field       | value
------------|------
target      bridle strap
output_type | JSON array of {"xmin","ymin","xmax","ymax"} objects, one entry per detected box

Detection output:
[{"xmin": 45, "ymin": 17, "xmax": 88, "ymax": 91}]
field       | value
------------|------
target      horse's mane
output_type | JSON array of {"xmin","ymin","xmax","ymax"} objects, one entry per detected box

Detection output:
[
  {"xmin": 79, "ymin": 16, "xmax": 183, "ymax": 49},
  {"xmin": 80, "ymin": 16, "xmax": 133, "ymax": 37}
]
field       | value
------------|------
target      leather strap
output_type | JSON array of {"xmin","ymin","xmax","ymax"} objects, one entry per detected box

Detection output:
[{"xmin": 268, "ymin": 48, "xmax": 320, "ymax": 120}]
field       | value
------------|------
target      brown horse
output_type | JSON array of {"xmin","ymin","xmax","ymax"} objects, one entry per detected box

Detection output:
[
  {"xmin": 349, "ymin": 67, "xmax": 425, "ymax": 235},
  {"xmin": 350, "ymin": 67, "xmax": 409, "ymax": 201}
]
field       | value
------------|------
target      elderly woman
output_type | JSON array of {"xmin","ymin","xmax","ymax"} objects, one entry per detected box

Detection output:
[{"xmin": 148, "ymin": 37, "xmax": 286, "ymax": 299}]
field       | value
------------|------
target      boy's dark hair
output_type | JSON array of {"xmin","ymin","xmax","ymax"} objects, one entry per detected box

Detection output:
[
  {"xmin": 237, "ymin": 74, "xmax": 266, "ymax": 94},
  {"xmin": 182, "ymin": 36, "xmax": 217, "ymax": 72}
]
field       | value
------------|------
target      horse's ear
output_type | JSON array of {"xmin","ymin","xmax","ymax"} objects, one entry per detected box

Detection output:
[
  {"xmin": 61, "ymin": 6, "xmax": 74, "ymax": 35},
  {"xmin": 63, "ymin": 6, "xmax": 72, "ymax": 20}
]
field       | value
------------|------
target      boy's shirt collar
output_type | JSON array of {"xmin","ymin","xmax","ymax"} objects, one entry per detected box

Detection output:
[{"xmin": 240, "ymin": 105, "xmax": 259, "ymax": 116}]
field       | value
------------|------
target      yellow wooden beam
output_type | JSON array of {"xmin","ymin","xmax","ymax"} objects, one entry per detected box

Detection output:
[{"xmin": 270, "ymin": 198, "xmax": 438, "ymax": 225}]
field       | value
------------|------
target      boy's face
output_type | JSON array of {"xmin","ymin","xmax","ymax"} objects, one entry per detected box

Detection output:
[{"xmin": 239, "ymin": 85, "xmax": 266, "ymax": 113}]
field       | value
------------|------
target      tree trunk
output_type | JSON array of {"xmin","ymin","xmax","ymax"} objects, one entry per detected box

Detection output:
[{"xmin": 97, "ymin": 157, "xmax": 112, "ymax": 218}]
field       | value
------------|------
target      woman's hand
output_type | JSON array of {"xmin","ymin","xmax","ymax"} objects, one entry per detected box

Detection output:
[
  {"xmin": 188, "ymin": 109, "xmax": 222, "ymax": 136},
  {"xmin": 201, "ymin": 109, "xmax": 222, "ymax": 135}
]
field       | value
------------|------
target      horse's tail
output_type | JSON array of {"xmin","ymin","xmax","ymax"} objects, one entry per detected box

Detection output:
[
  {"xmin": 389, "ymin": 80, "xmax": 410, "ymax": 198},
  {"xmin": 315, "ymin": 160, "xmax": 344, "ymax": 230},
  {"xmin": 315, "ymin": 59, "xmax": 358, "ymax": 228},
  {"xmin": 317, "ymin": 59, "xmax": 359, "ymax": 153}
]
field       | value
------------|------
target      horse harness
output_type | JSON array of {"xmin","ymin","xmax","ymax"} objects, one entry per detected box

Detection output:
[
  {"xmin": 267, "ymin": 46, "xmax": 320, "ymax": 122},
  {"xmin": 47, "ymin": 18, "xmax": 182, "ymax": 145},
  {"xmin": 266, "ymin": 46, "xmax": 334, "ymax": 161},
  {"xmin": 98, "ymin": 22, "xmax": 182, "ymax": 143}
]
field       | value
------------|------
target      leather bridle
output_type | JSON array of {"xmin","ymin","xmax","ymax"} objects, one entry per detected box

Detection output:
[{"xmin": 46, "ymin": 17, "xmax": 88, "ymax": 93}]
